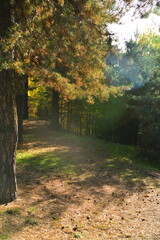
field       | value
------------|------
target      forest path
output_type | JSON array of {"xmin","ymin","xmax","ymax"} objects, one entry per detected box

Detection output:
[{"xmin": 0, "ymin": 120, "xmax": 160, "ymax": 240}]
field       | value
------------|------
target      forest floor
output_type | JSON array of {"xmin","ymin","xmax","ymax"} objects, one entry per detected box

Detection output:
[{"xmin": 0, "ymin": 120, "xmax": 160, "ymax": 240}]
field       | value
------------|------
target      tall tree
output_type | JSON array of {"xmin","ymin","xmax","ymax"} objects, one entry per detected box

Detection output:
[
  {"xmin": 129, "ymin": 33, "xmax": 160, "ymax": 164},
  {"xmin": 0, "ymin": 1, "xmax": 17, "ymax": 204}
]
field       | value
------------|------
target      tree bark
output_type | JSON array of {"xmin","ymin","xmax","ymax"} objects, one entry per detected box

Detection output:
[
  {"xmin": 16, "ymin": 94, "xmax": 24, "ymax": 142},
  {"xmin": 0, "ymin": 0, "xmax": 17, "ymax": 204},
  {"xmin": 0, "ymin": 0, "xmax": 11, "ymax": 35},
  {"xmin": 16, "ymin": 75, "xmax": 28, "ymax": 142},
  {"xmin": 0, "ymin": 71, "xmax": 18, "ymax": 204},
  {"xmin": 23, "ymin": 76, "xmax": 29, "ymax": 120},
  {"xmin": 50, "ymin": 89, "xmax": 61, "ymax": 129}
]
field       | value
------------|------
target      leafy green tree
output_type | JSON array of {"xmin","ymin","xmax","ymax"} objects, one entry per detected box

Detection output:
[
  {"xmin": 130, "ymin": 33, "xmax": 160, "ymax": 164},
  {"xmin": 104, "ymin": 31, "xmax": 160, "ymax": 151},
  {"xmin": 110, "ymin": 32, "xmax": 160, "ymax": 163}
]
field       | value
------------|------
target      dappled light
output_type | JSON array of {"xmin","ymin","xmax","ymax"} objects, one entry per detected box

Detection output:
[
  {"xmin": 0, "ymin": 121, "xmax": 159, "ymax": 240},
  {"xmin": 0, "ymin": 1, "xmax": 160, "ymax": 239}
]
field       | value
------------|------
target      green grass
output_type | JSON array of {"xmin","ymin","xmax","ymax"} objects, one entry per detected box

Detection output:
[
  {"xmin": 23, "ymin": 133, "xmax": 37, "ymax": 141},
  {"xmin": 106, "ymin": 143, "xmax": 137, "ymax": 161},
  {"xmin": 73, "ymin": 233, "xmax": 81, "ymax": 238},
  {"xmin": 66, "ymin": 133, "xmax": 157, "ymax": 171},
  {"xmin": 105, "ymin": 142, "xmax": 160, "ymax": 184},
  {"xmin": 0, "ymin": 208, "xmax": 22, "ymax": 217},
  {"xmin": 106, "ymin": 142, "xmax": 160, "ymax": 170},
  {"xmin": 17, "ymin": 148, "xmax": 77, "ymax": 176},
  {"xmin": 4, "ymin": 208, "xmax": 22, "ymax": 216},
  {"xmin": 0, "ymin": 234, "xmax": 9, "ymax": 240},
  {"xmin": 17, "ymin": 129, "xmax": 104, "ymax": 177},
  {"xmin": 25, "ymin": 216, "xmax": 40, "ymax": 226},
  {"xmin": 17, "ymin": 128, "xmax": 159, "ymax": 187}
]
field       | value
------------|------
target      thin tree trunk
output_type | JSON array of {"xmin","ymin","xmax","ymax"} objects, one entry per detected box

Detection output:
[
  {"xmin": 0, "ymin": 71, "xmax": 18, "ymax": 204},
  {"xmin": 50, "ymin": 89, "xmax": 60, "ymax": 129},
  {"xmin": 16, "ymin": 75, "xmax": 28, "ymax": 142},
  {"xmin": 16, "ymin": 94, "xmax": 24, "ymax": 142},
  {"xmin": 23, "ymin": 76, "xmax": 29, "ymax": 119}
]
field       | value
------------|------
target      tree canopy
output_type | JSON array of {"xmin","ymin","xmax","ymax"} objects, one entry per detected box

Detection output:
[{"xmin": 1, "ymin": 0, "xmax": 159, "ymax": 102}]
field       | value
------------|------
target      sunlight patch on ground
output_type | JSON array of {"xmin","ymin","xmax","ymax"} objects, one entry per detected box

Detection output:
[
  {"xmin": 1, "ymin": 121, "xmax": 159, "ymax": 240},
  {"xmin": 18, "ymin": 146, "xmax": 69, "ymax": 155}
]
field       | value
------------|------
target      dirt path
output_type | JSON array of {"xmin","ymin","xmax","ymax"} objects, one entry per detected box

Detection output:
[{"xmin": 0, "ymin": 120, "xmax": 160, "ymax": 240}]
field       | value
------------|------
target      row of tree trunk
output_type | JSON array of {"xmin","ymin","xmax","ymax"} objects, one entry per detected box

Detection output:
[{"xmin": 59, "ymin": 100, "xmax": 95, "ymax": 136}]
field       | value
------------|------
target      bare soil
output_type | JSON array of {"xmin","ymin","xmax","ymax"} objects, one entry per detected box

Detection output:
[{"xmin": 0, "ymin": 120, "xmax": 160, "ymax": 240}]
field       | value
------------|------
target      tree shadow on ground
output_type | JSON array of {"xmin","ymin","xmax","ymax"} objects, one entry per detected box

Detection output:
[{"xmin": 1, "ymin": 120, "xmax": 159, "ymax": 239}]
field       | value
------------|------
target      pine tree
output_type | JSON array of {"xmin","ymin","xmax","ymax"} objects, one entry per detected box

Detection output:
[{"xmin": 0, "ymin": 1, "xmax": 17, "ymax": 204}]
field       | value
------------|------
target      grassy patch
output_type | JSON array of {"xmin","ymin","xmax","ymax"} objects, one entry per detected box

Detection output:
[
  {"xmin": 27, "ymin": 207, "xmax": 37, "ymax": 214},
  {"xmin": 106, "ymin": 143, "xmax": 138, "ymax": 162},
  {"xmin": 23, "ymin": 133, "xmax": 37, "ymax": 142},
  {"xmin": 17, "ymin": 126, "xmax": 159, "ymax": 187},
  {"xmin": 3, "ymin": 208, "xmax": 22, "ymax": 216},
  {"xmin": 0, "ymin": 234, "xmax": 9, "ymax": 240},
  {"xmin": 106, "ymin": 142, "xmax": 160, "ymax": 171},
  {"xmin": 73, "ymin": 232, "xmax": 81, "ymax": 238},
  {"xmin": 17, "ymin": 147, "xmax": 77, "ymax": 176},
  {"xmin": 25, "ymin": 217, "xmax": 40, "ymax": 226},
  {"xmin": 104, "ymin": 142, "xmax": 160, "ymax": 184}
]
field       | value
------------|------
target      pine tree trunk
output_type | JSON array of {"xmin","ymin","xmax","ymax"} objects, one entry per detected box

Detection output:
[
  {"xmin": 50, "ymin": 89, "xmax": 61, "ymax": 129},
  {"xmin": 16, "ymin": 75, "xmax": 28, "ymax": 142},
  {"xmin": 0, "ymin": 0, "xmax": 18, "ymax": 205},
  {"xmin": 0, "ymin": 71, "xmax": 18, "ymax": 204},
  {"xmin": 16, "ymin": 94, "xmax": 24, "ymax": 142},
  {"xmin": 23, "ymin": 76, "xmax": 29, "ymax": 120}
]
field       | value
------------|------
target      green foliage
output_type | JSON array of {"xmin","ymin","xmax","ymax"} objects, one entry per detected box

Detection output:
[
  {"xmin": 28, "ymin": 78, "xmax": 51, "ymax": 118},
  {"xmin": 106, "ymin": 31, "xmax": 160, "ymax": 165},
  {"xmin": 127, "ymin": 33, "xmax": 160, "ymax": 165},
  {"xmin": 94, "ymin": 96, "xmax": 127, "ymax": 138}
]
